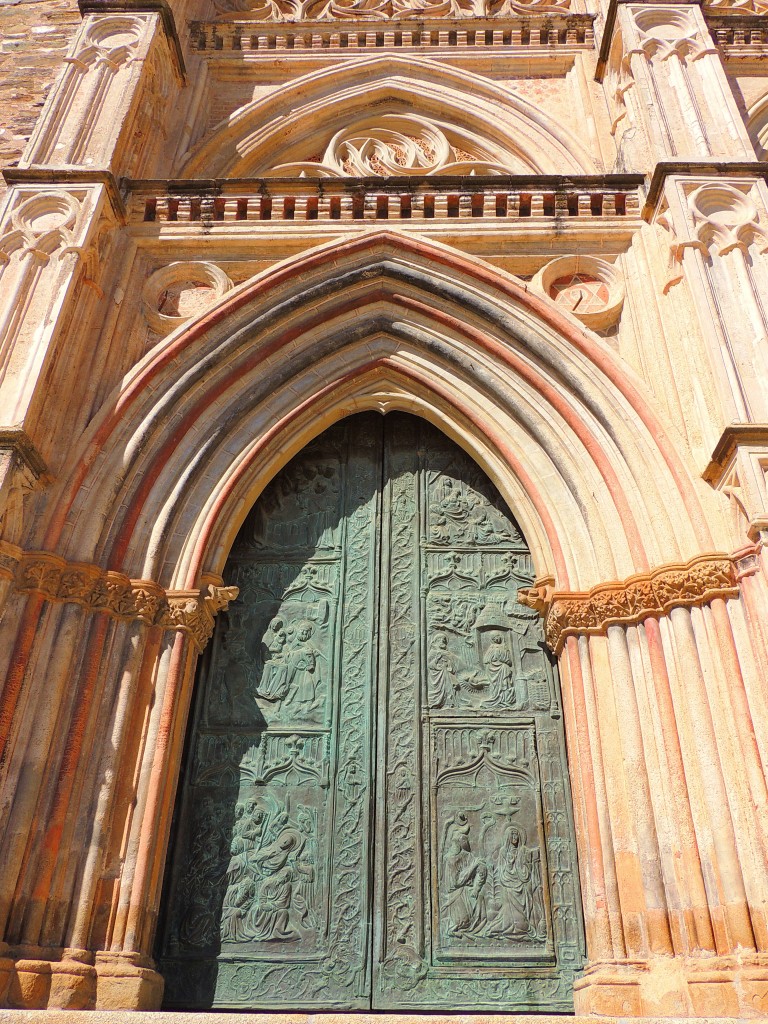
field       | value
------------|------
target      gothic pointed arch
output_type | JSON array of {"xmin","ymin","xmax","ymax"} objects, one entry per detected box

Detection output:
[
  {"xmin": 178, "ymin": 55, "xmax": 598, "ymax": 176},
  {"xmin": 37, "ymin": 231, "xmax": 720, "ymax": 599}
]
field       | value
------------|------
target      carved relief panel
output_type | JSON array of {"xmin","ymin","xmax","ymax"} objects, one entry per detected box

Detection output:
[
  {"xmin": 373, "ymin": 414, "xmax": 582, "ymax": 1010},
  {"xmin": 160, "ymin": 419, "xmax": 382, "ymax": 1007},
  {"xmin": 158, "ymin": 413, "xmax": 583, "ymax": 1010}
]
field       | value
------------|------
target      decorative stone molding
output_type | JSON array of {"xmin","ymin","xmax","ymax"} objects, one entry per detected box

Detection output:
[
  {"xmin": 0, "ymin": 430, "xmax": 48, "ymax": 548},
  {"xmin": 531, "ymin": 255, "xmax": 624, "ymax": 329},
  {"xmin": 0, "ymin": 190, "xmax": 84, "ymax": 264},
  {"xmin": 191, "ymin": 15, "xmax": 594, "ymax": 53},
  {"xmin": 628, "ymin": 5, "xmax": 717, "ymax": 63},
  {"xmin": 703, "ymin": 425, "xmax": 768, "ymax": 541},
  {"xmin": 210, "ymin": 0, "xmax": 570, "ymax": 20},
  {"xmin": 132, "ymin": 176, "xmax": 643, "ymax": 226},
  {"xmin": 688, "ymin": 181, "xmax": 768, "ymax": 255},
  {"xmin": 0, "ymin": 542, "xmax": 238, "ymax": 650},
  {"xmin": 142, "ymin": 262, "xmax": 233, "ymax": 335},
  {"xmin": 518, "ymin": 553, "xmax": 740, "ymax": 652},
  {"xmin": 705, "ymin": 0, "xmax": 768, "ymax": 14}
]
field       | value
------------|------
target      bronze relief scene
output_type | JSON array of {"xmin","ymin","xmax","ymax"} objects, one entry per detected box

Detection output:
[{"xmin": 158, "ymin": 413, "xmax": 584, "ymax": 1010}]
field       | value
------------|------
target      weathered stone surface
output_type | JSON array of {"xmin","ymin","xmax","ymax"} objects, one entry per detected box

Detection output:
[
  {"xmin": 3, "ymin": 0, "xmax": 768, "ymax": 1015},
  {"xmin": 0, "ymin": 0, "xmax": 80, "ymax": 196}
]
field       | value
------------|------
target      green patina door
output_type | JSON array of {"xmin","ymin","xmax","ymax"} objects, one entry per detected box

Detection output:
[{"xmin": 158, "ymin": 412, "xmax": 584, "ymax": 1011}]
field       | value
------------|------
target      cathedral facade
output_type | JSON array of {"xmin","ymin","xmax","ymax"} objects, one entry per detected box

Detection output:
[{"xmin": 2, "ymin": 0, "xmax": 768, "ymax": 1015}]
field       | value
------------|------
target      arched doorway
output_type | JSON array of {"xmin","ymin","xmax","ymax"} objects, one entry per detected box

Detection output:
[{"xmin": 157, "ymin": 412, "xmax": 584, "ymax": 1010}]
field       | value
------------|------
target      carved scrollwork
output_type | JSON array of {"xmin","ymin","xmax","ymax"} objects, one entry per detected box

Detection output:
[
  {"xmin": 2, "ymin": 544, "xmax": 237, "ymax": 649},
  {"xmin": 519, "ymin": 553, "xmax": 740, "ymax": 653},
  {"xmin": 271, "ymin": 114, "xmax": 513, "ymax": 178}
]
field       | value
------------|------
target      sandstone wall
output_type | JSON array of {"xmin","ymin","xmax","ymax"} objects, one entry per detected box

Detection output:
[{"xmin": 0, "ymin": 0, "xmax": 80, "ymax": 196}]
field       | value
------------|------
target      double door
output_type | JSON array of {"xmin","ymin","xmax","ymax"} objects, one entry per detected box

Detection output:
[{"xmin": 159, "ymin": 413, "xmax": 583, "ymax": 1010}]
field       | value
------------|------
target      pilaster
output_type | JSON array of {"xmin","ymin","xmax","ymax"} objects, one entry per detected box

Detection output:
[
  {"xmin": 611, "ymin": 3, "xmax": 754, "ymax": 165},
  {"xmin": 643, "ymin": 166, "xmax": 768, "ymax": 429},
  {"xmin": 522, "ymin": 551, "xmax": 768, "ymax": 1017}
]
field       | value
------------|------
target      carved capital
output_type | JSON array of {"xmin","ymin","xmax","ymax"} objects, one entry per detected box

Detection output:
[
  {"xmin": 534, "ymin": 553, "xmax": 740, "ymax": 653},
  {"xmin": 161, "ymin": 585, "xmax": 239, "ymax": 650},
  {"xmin": 6, "ymin": 546, "xmax": 238, "ymax": 649}
]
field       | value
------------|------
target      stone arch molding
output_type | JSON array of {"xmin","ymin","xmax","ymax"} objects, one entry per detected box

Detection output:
[
  {"xmin": 179, "ymin": 55, "xmax": 597, "ymax": 176},
  {"xmin": 37, "ymin": 231, "xmax": 722, "ymax": 600}
]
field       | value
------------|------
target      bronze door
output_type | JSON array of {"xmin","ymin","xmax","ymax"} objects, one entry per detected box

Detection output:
[{"xmin": 158, "ymin": 412, "xmax": 584, "ymax": 1010}]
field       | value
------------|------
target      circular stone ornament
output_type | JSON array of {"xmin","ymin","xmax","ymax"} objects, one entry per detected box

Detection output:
[
  {"xmin": 142, "ymin": 262, "xmax": 233, "ymax": 335},
  {"xmin": 533, "ymin": 255, "xmax": 624, "ymax": 330},
  {"xmin": 12, "ymin": 192, "xmax": 80, "ymax": 237}
]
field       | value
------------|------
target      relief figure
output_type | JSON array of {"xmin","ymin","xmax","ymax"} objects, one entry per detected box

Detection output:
[
  {"xmin": 428, "ymin": 632, "xmax": 462, "ymax": 708},
  {"xmin": 296, "ymin": 806, "xmax": 318, "ymax": 928},
  {"xmin": 247, "ymin": 828, "xmax": 310, "ymax": 942},
  {"xmin": 489, "ymin": 824, "xmax": 546, "ymax": 941},
  {"xmin": 483, "ymin": 631, "xmax": 518, "ymax": 709},
  {"xmin": 283, "ymin": 620, "xmax": 324, "ymax": 711},
  {"xmin": 441, "ymin": 813, "xmax": 488, "ymax": 938},
  {"xmin": 218, "ymin": 799, "xmax": 318, "ymax": 946},
  {"xmin": 255, "ymin": 618, "xmax": 290, "ymax": 702}
]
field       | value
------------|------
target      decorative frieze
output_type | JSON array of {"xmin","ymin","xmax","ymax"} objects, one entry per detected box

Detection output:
[
  {"xmin": 0, "ymin": 541, "xmax": 238, "ymax": 649},
  {"xmin": 518, "ymin": 553, "xmax": 741, "ymax": 652}
]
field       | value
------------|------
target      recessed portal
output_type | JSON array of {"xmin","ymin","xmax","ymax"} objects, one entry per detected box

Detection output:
[{"xmin": 158, "ymin": 412, "xmax": 584, "ymax": 1010}]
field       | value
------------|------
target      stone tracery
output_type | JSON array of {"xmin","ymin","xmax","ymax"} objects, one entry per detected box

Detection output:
[{"xmin": 270, "ymin": 114, "xmax": 513, "ymax": 176}]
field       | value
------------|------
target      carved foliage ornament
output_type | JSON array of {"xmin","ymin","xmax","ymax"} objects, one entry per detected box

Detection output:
[
  {"xmin": 518, "ymin": 553, "xmax": 740, "ymax": 653},
  {"xmin": 213, "ymin": 0, "xmax": 570, "ymax": 20},
  {"xmin": 0, "ymin": 541, "xmax": 237, "ymax": 650}
]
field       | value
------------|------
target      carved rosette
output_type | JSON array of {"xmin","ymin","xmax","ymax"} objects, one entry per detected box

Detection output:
[
  {"xmin": 518, "ymin": 553, "xmax": 740, "ymax": 653},
  {"xmin": 0, "ymin": 541, "xmax": 237, "ymax": 650}
]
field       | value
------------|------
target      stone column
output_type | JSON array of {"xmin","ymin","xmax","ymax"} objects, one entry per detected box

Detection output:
[
  {"xmin": 522, "ymin": 551, "xmax": 768, "ymax": 1017},
  {"xmin": 0, "ymin": 546, "xmax": 236, "ymax": 1009}
]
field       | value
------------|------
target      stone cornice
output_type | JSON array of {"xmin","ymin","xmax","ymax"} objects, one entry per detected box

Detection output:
[
  {"xmin": 2, "ymin": 169, "xmax": 127, "ymax": 225},
  {"xmin": 518, "ymin": 552, "xmax": 741, "ymax": 653},
  {"xmin": 643, "ymin": 161, "xmax": 768, "ymax": 219},
  {"xmin": 0, "ymin": 542, "xmax": 238, "ymax": 651},
  {"xmin": 0, "ymin": 428, "xmax": 48, "ymax": 480},
  {"xmin": 703, "ymin": 422, "xmax": 768, "ymax": 485}
]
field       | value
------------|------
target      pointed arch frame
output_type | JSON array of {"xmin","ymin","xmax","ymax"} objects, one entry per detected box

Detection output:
[{"xmin": 179, "ymin": 55, "xmax": 598, "ymax": 177}]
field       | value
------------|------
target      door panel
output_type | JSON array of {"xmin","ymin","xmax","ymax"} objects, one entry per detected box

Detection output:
[
  {"xmin": 160, "ymin": 417, "xmax": 382, "ymax": 1008},
  {"xmin": 158, "ymin": 412, "xmax": 584, "ymax": 1011},
  {"xmin": 373, "ymin": 415, "xmax": 583, "ymax": 1011}
]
